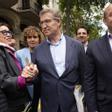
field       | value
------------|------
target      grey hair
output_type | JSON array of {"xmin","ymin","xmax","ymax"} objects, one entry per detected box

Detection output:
[{"xmin": 39, "ymin": 8, "xmax": 61, "ymax": 20}]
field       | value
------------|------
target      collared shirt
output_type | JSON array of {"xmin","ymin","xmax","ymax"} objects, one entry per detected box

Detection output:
[
  {"xmin": 0, "ymin": 42, "xmax": 21, "ymax": 70},
  {"xmin": 107, "ymin": 32, "xmax": 112, "ymax": 51},
  {"xmin": 0, "ymin": 42, "xmax": 15, "ymax": 51},
  {"xmin": 84, "ymin": 41, "xmax": 88, "ymax": 52},
  {"xmin": 47, "ymin": 34, "xmax": 66, "ymax": 77}
]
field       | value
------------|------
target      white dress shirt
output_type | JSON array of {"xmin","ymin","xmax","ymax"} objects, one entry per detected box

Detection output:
[{"xmin": 47, "ymin": 34, "xmax": 66, "ymax": 77}]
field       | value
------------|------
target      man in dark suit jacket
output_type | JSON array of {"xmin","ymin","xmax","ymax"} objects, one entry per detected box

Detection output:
[
  {"xmin": 32, "ymin": 8, "xmax": 87, "ymax": 112},
  {"xmin": 75, "ymin": 26, "xmax": 89, "ymax": 52},
  {"xmin": 84, "ymin": 3, "xmax": 112, "ymax": 112}
]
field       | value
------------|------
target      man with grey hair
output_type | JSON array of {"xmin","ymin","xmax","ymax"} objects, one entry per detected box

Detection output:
[
  {"xmin": 84, "ymin": 2, "xmax": 112, "ymax": 112},
  {"xmin": 32, "ymin": 8, "xmax": 87, "ymax": 112}
]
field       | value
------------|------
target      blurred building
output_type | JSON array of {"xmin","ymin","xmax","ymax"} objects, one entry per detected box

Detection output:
[
  {"xmin": 43, "ymin": 0, "xmax": 59, "ymax": 9},
  {"xmin": 48, "ymin": 0, "xmax": 59, "ymax": 9},
  {"xmin": 0, "ymin": 0, "xmax": 42, "ymax": 49}
]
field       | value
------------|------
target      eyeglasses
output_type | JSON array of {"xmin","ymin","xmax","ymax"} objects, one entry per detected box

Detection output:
[
  {"xmin": 0, "ymin": 30, "xmax": 13, "ymax": 38},
  {"xmin": 40, "ymin": 18, "xmax": 59, "ymax": 26},
  {"xmin": 40, "ymin": 19, "xmax": 53, "ymax": 26}
]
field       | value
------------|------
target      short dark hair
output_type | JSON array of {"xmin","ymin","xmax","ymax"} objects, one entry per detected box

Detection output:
[
  {"xmin": 76, "ymin": 26, "xmax": 89, "ymax": 35},
  {"xmin": 0, "ymin": 22, "xmax": 12, "ymax": 31}
]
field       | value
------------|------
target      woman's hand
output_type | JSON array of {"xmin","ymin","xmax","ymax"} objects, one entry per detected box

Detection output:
[{"xmin": 21, "ymin": 63, "xmax": 39, "ymax": 81}]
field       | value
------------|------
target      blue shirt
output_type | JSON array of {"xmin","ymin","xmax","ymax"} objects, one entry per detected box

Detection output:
[
  {"xmin": 16, "ymin": 47, "xmax": 33, "ymax": 98},
  {"xmin": 16, "ymin": 48, "xmax": 31, "ymax": 68},
  {"xmin": 47, "ymin": 34, "xmax": 66, "ymax": 77}
]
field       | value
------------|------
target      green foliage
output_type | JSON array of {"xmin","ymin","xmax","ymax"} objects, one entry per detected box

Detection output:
[
  {"xmin": 58, "ymin": 0, "xmax": 109, "ymax": 39},
  {"xmin": 41, "ymin": 0, "xmax": 49, "ymax": 4},
  {"xmin": 40, "ymin": 0, "xmax": 112, "ymax": 39}
]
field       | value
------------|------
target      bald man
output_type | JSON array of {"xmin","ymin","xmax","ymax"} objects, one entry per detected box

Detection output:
[{"xmin": 84, "ymin": 2, "xmax": 112, "ymax": 112}]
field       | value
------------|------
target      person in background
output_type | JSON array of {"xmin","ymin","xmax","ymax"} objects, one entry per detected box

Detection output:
[
  {"xmin": 16, "ymin": 26, "xmax": 42, "ymax": 112},
  {"xmin": 75, "ymin": 26, "xmax": 89, "ymax": 51},
  {"xmin": 31, "ymin": 8, "xmax": 87, "ymax": 112},
  {"xmin": 16, "ymin": 26, "xmax": 42, "ymax": 68},
  {"xmin": 74, "ymin": 26, "xmax": 90, "ymax": 112},
  {"xmin": 84, "ymin": 2, "xmax": 112, "ymax": 112},
  {"xmin": 0, "ymin": 22, "xmax": 38, "ymax": 112}
]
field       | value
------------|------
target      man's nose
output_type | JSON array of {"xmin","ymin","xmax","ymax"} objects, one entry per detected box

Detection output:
[
  {"xmin": 41, "ymin": 23, "xmax": 47, "ymax": 29},
  {"xmin": 80, "ymin": 34, "xmax": 84, "ymax": 37}
]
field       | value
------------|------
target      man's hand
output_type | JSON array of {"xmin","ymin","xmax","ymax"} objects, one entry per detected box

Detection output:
[{"xmin": 21, "ymin": 63, "xmax": 39, "ymax": 81}]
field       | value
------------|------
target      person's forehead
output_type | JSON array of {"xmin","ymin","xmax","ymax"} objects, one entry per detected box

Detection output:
[
  {"xmin": 77, "ymin": 28, "xmax": 87, "ymax": 33},
  {"xmin": 40, "ymin": 12, "xmax": 54, "ymax": 19},
  {"xmin": 0, "ymin": 25, "xmax": 9, "ymax": 31},
  {"xmin": 26, "ymin": 31, "xmax": 39, "ymax": 35}
]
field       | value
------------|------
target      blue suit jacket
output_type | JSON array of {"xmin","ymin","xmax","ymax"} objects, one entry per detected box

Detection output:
[{"xmin": 32, "ymin": 35, "xmax": 87, "ymax": 112}]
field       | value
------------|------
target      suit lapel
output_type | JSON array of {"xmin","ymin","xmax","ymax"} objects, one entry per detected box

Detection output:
[
  {"xmin": 4, "ymin": 49, "xmax": 20, "ymax": 76},
  {"xmin": 43, "ymin": 36, "xmax": 72, "ymax": 78},
  {"xmin": 98, "ymin": 34, "xmax": 112, "ymax": 62},
  {"xmin": 61, "ymin": 36, "xmax": 73, "ymax": 77},
  {"xmin": 65, "ymin": 36, "xmax": 72, "ymax": 69},
  {"xmin": 43, "ymin": 41, "xmax": 59, "ymax": 78}
]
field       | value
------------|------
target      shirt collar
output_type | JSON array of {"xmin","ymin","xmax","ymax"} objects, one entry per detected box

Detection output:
[
  {"xmin": 107, "ymin": 32, "xmax": 112, "ymax": 38},
  {"xmin": 84, "ymin": 41, "xmax": 88, "ymax": 47},
  {"xmin": 108, "ymin": 32, "xmax": 111, "ymax": 35},
  {"xmin": 0, "ymin": 42, "xmax": 15, "ymax": 52},
  {"xmin": 47, "ymin": 33, "xmax": 64, "ymax": 46}
]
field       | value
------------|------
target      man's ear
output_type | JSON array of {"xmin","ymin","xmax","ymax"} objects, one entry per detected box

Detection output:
[
  {"xmin": 56, "ymin": 18, "xmax": 61, "ymax": 23},
  {"xmin": 56, "ymin": 19, "xmax": 61, "ymax": 28}
]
